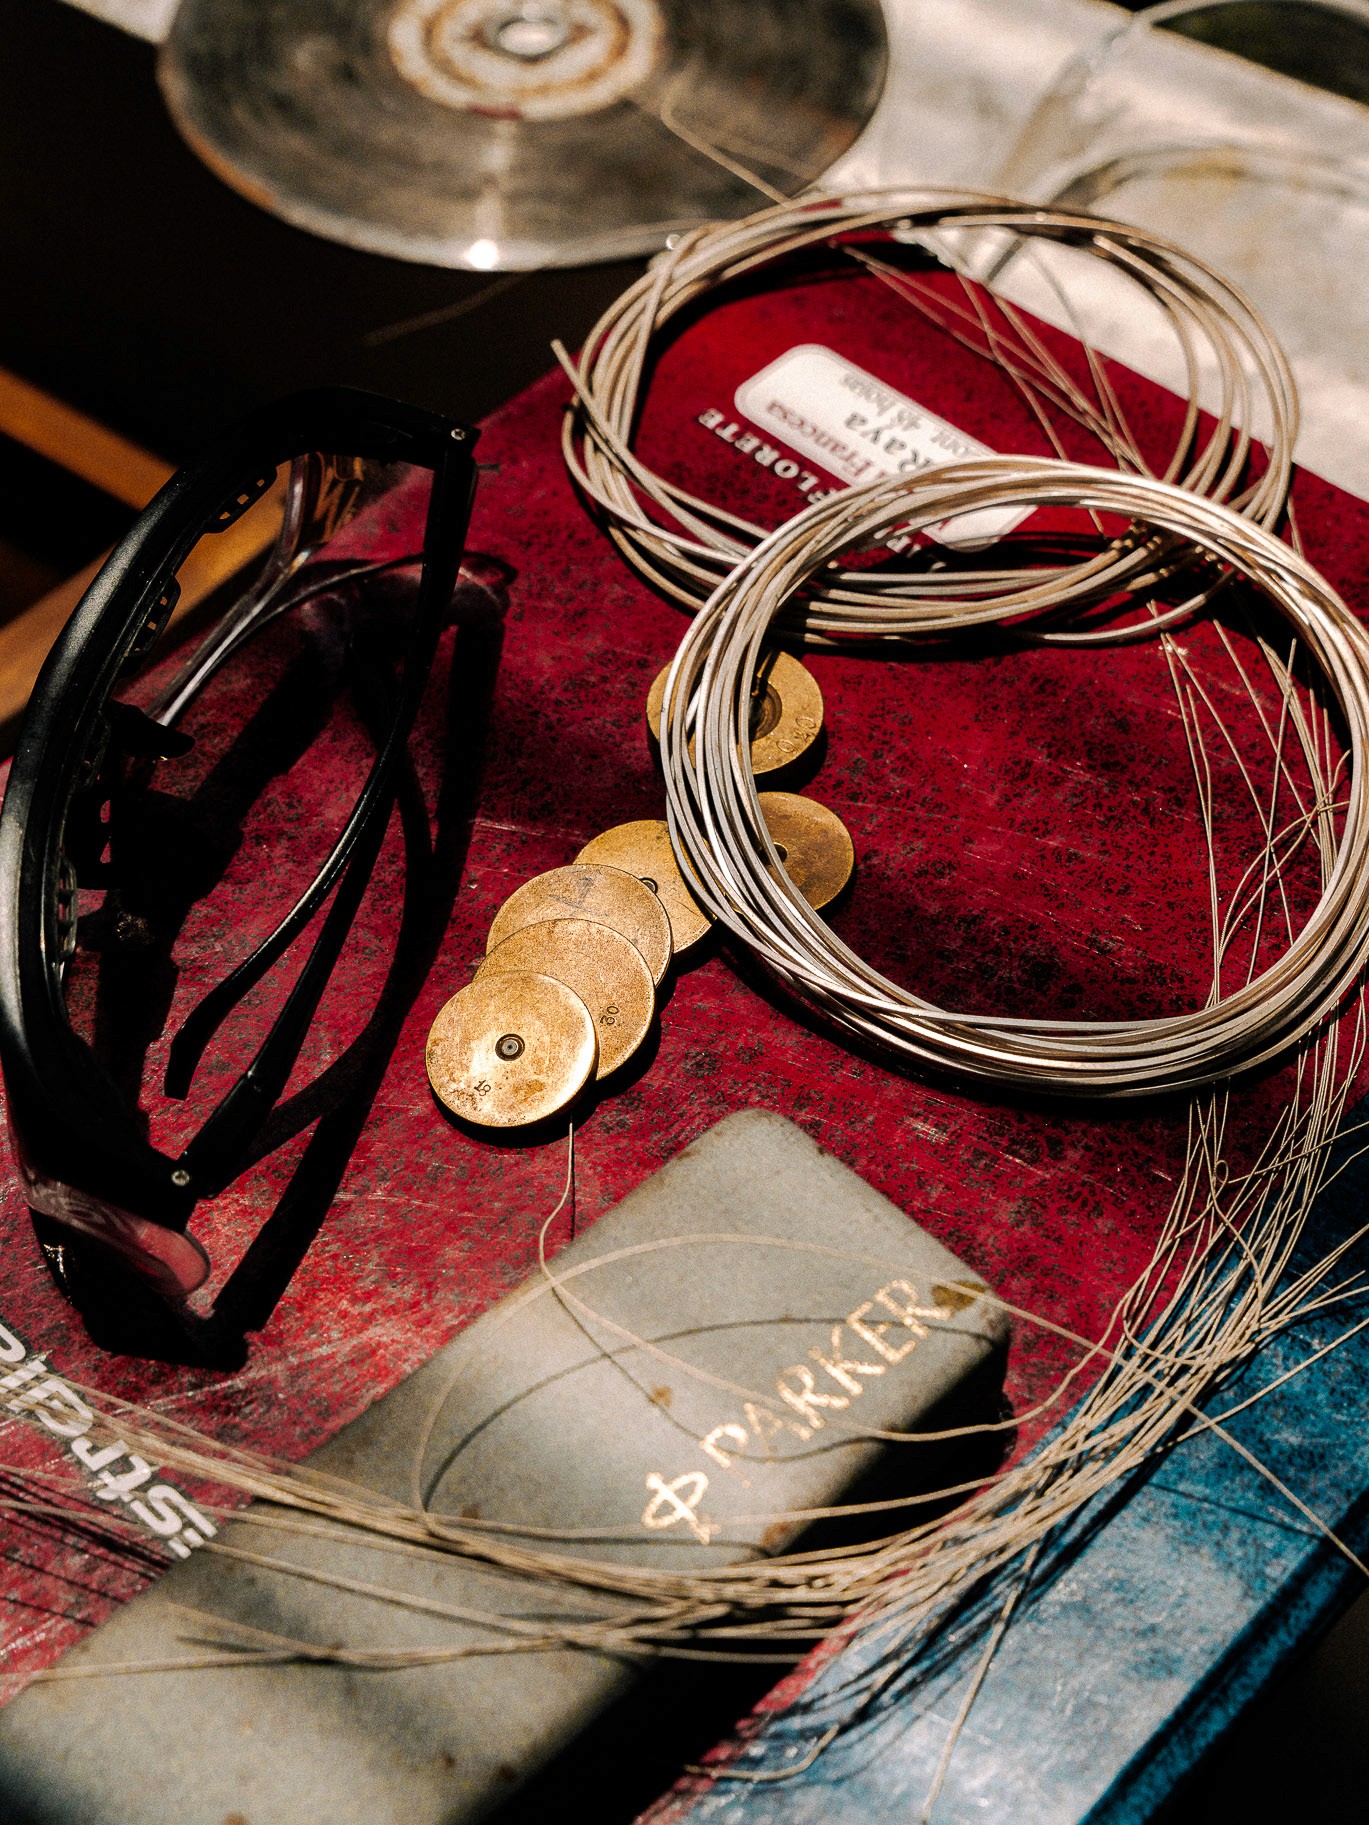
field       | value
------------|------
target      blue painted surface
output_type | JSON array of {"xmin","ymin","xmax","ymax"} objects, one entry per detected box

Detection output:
[{"xmin": 678, "ymin": 1104, "xmax": 1369, "ymax": 1823}]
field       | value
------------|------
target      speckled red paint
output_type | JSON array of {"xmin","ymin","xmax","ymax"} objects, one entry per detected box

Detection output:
[{"xmin": 0, "ymin": 261, "xmax": 1364, "ymax": 1725}]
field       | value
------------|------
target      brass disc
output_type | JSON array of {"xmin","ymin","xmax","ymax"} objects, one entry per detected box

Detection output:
[
  {"xmin": 478, "ymin": 918, "xmax": 655, "ymax": 1078},
  {"xmin": 487, "ymin": 863, "xmax": 673, "ymax": 984},
  {"xmin": 646, "ymin": 649, "xmax": 823, "ymax": 776},
  {"xmin": 758, "ymin": 792, "xmax": 855, "ymax": 911},
  {"xmin": 426, "ymin": 971, "xmax": 596, "ymax": 1127},
  {"xmin": 574, "ymin": 819, "xmax": 712, "ymax": 952}
]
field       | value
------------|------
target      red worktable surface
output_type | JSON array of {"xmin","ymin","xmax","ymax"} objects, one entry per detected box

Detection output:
[{"xmin": 1, "ymin": 254, "xmax": 1366, "ymax": 1710}]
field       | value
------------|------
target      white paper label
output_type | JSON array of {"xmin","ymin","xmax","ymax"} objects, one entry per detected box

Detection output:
[{"xmin": 734, "ymin": 343, "xmax": 1030, "ymax": 549}]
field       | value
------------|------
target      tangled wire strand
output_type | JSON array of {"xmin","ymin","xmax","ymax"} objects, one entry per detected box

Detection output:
[
  {"xmin": 5, "ymin": 194, "xmax": 1369, "ymax": 1814},
  {"xmin": 557, "ymin": 187, "xmax": 1297, "ymax": 645},
  {"xmin": 5, "ymin": 555, "xmax": 1369, "ymax": 1798},
  {"xmin": 659, "ymin": 458, "xmax": 1369, "ymax": 1094}
]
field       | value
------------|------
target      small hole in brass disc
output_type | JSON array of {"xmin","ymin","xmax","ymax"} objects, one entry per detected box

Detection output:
[
  {"xmin": 425, "ymin": 972, "xmax": 596, "ymax": 1127},
  {"xmin": 573, "ymin": 821, "xmax": 711, "ymax": 952},
  {"xmin": 645, "ymin": 651, "xmax": 822, "ymax": 778},
  {"xmin": 749, "ymin": 683, "xmax": 782, "ymax": 741},
  {"xmin": 479, "ymin": 916, "xmax": 657, "ymax": 1079},
  {"xmin": 759, "ymin": 792, "xmax": 856, "ymax": 911}
]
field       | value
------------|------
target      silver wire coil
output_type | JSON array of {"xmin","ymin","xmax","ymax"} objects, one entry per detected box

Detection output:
[
  {"xmin": 660, "ymin": 458, "xmax": 1369, "ymax": 1096},
  {"xmin": 559, "ymin": 188, "xmax": 1298, "ymax": 647}
]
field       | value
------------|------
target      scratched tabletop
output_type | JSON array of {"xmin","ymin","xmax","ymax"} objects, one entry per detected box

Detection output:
[{"xmin": 2, "ymin": 254, "xmax": 1368, "ymax": 1821}]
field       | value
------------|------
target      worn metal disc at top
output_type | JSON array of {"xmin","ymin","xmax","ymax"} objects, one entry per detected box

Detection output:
[
  {"xmin": 157, "ymin": 0, "xmax": 886, "ymax": 270},
  {"xmin": 426, "ymin": 970, "xmax": 596, "ymax": 1126},
  {"xmin": 647, "ymin": 650, "xmax": 825, "ymax": 776},
  {"xmin": 478, "ymin": 917, "xmax": 656, "ymax": 1077},
  {"xmin": 574, "ymin": 819, "xmax": 712, "ymax": 952},
  {"xmin": 757, "ymin": 792, "xmax": 855, "ymax": 911},
  {"xmin": 487, "ymin": 863, "xmax": 673, "ymax": 983}
]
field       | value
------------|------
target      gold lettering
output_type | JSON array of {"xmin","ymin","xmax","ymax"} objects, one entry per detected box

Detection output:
[
  {"xmin": 642, "ymin": 1471, "xmax": 718, "ymax": 1545},
  {"xmin": 776, "ymin": 1364, "xmax": 849, "ymax": 1430},
  {"xmin": 700, "ymin": 1423, "xmax": 749, "ymax": 1475},
  {"xmin": 875, "ymin": 1278, "xmax": 941, "ymax": 1330},
  {"xmin": 810, "ymin": 1325, "xmax": 886, "ymax": 1395},
  {"xmin": 847, "ymin": 1300, "xmax": 920, "ymax": 1365},
  {"xmin": 630, "ymin": 1278, "xmax": 990, "ymax": 1525},
  {"xmin": 743, "ymin": 1400, "xmax": 807, "ymax": 1449},
  {"xmin": 933, "ymin": 1280, "xmax": 983, "ymax": 1314}
]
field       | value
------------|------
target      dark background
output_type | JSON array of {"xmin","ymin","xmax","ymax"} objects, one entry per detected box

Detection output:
[
  {"xmin": 0, "ymin": 0, "xmax": 644, "ymax": 460},
  {"xmin": 2, "ymin": 1, "xmax": 1368, "ymax": 1817}
]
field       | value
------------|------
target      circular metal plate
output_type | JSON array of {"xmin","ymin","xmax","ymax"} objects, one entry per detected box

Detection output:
[
  {"xmin": 487, "ymin": 863, "xmax": 673, "ymax": 983},
  {"xmin": 758, "ymin": 791, "xmax": 855, "ymax": 910},
  {"xmin": 574, "ymin": 818, "xmax": 711, "ymax": 951},
  {"xmin": 478, "ymin": 916, "xmax": 656, "ymax": 1077},
  {"xmin": 391, "ymin": 0, "xmax": 662, "ymax": 120},
  {"xmin": 158, "ymin": 0, "xmax": 887, "ymax": 270},
  {"xmin": 426, "ymin": 970, "xmax": 596, "ymax": 1125},
  {"xmin": 647, "ymin": 649, "xmax": 824, "ymax": 777}
]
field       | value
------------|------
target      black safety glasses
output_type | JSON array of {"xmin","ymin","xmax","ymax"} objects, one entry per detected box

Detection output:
[{"xmin": 0, "ymin": 389, "xmax": 477, "ymax": 1299}]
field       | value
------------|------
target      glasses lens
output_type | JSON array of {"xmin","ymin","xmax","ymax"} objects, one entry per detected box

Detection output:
[{"xmin": 55, "ymin": 453, "xmax": 436, "ymax": 1239}]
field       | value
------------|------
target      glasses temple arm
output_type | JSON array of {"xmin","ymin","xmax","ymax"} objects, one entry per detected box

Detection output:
[
  {"xmin": 165, "ymin": 439, "xmax": 474, "ymax": 1192},
  {"xmin": 162, "ymin": 563, "xmax": 453, "ymax": 1097},
  {"xmin": 162, "ymin": 653, "xmax": 413, "ymax": 1101},
  {"xmin": 173, "ymin": 798, "xmax": 392, "ymax": 1195}
]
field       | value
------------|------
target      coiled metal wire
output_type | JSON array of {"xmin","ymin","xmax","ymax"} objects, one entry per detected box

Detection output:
[
  {"xmin": 659, "ymin": 458, "xmax": 1369, "ymax": 1095},
  {"xmin": 559, "ymin": 188, "xmax": 1297, "ymax": 647}
]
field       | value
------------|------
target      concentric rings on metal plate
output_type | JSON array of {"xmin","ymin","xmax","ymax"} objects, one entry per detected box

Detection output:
[{"xmin": 158, "ymin": 0, "xmax": 886, "ymax": 269}]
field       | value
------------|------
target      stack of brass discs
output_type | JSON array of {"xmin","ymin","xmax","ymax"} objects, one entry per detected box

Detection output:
[
  {"xmin": 427, "ymin": 864, "xmax": 667, "ymax": 1128},
  {"xmin": 427, "ymin": 647, "xmax": 855, "ymax": 1128}
]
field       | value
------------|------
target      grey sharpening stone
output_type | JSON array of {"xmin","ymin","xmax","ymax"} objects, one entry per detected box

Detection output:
[{"xmin": 0, "ymin": 1109, "xmax": 1009, "ymax": 1825}]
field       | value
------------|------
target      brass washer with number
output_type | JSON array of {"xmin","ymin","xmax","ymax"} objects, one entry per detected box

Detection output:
[
  {"xmin": 486, "ymin": 863, "xmax": 673, "ymax": 984},
  {"xmin": 478, "ymin": 917, "xmax": 655, "ymax": 1078},
  {"xmin": 646, "ymin": 649, "xmax": 823, "ymax": 776},
  {"xmin": 426, "ymin": 971, "xmax": 597, "ymax": 1128},
  {"xmin": 574, "ymin": 820, "xmax": 711, "ymax": 952},
  {"xmin": 757, "ymin": 792, "xmax": 855, "ymax": 911}
]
